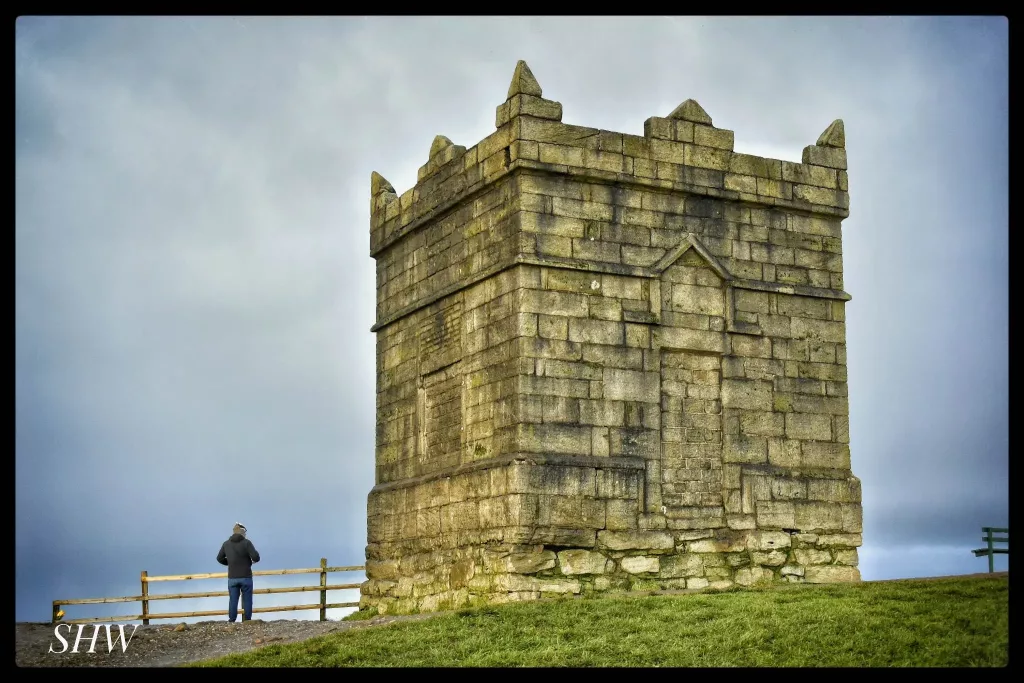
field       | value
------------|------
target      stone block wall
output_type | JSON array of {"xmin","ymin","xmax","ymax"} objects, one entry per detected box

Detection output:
[{"xmin": 362, "ymin": 61, "xmax": 862, "ymax": 615}]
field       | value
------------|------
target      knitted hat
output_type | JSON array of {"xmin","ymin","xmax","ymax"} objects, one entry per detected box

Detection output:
[{"xmin": 233, "ymin": 523, "xmax": 246, "ymax": 536}]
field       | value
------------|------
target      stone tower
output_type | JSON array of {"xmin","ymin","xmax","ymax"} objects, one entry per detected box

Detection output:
[{"xmin": 361, "ymin": 61, "xmax": 861, "ymax": 615}]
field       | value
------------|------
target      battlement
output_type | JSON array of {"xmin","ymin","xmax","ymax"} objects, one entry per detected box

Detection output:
[
  {"xmin": 370, "ymin": 60, "xmax": 849, "ymax": 259},
  {"xmin": 362, "ymin": 60, "xmax": 861, "ymax": 616}
]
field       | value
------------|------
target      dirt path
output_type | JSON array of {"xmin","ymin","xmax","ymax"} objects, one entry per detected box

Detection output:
[{"xmin": 15, "ymin": 615, "xmax": 436, "ymax": 668}]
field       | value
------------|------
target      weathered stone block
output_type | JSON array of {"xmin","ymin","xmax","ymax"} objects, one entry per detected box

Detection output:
[
  {"xmin": 771, "ymin": 477, "xmax": 807, "ymax": 501},
  {"xmin": 833, "ymin": 549, "xmax": 859, "ymax": 566},
  {"xmin": 366, "ymin": 559, "xmax": 401, "ymax": 581},
  {"xmin": 478, "ymin": 498, "xmax": 509, "ymax": 528},
  {"xmin": 659, "ymin": 327, "xmax": 726, "ymax": 353},
  {"xmin": 583, "ymin": 344, "xmax": 643, "ymax": 369},
  {"xmin": 807, "ymin": 478, "xmax": 860, "ymax": 503},
  {"xmin": 581, "ymin": 498, "xmax": 606, "ymax": 528},
  {"xmin": 621, "ymin": 556, "xmax": 660, "ymax": 574},
  {"xmin": 598, "ymin": 530, "xmax": 675, "ymax": 551},
  {"xmin": 724, "ymin": 552, "xmax": 750, "ymax": 569},
  {"xmin": 801, "ymin": 145, "xmax": 848, "ymax": 170},
  {"xmin": 739, "ymin": 410, "xmax": 785, "ymax": 437},
  {"xmin": 609, "ymin": 427, "xmax": 659, "ymax": 459},
  {"xmin": 801, "ymin": 441, "xmax": 851, "ymax": 469},
  {"xmin": 766, "ymin": 438, "xmax": 801, "ymax": 467},
  {"xmin": 568, "ymin": 318, "xmax": 624, "ymax": 346},
  {"xmin": 558, "ymin": 549, "xmax": 610, "ymax": 575},
  {"xmin": 522, "ymin": 289, "xmax": 589, "ymax": 318},
  {"xmin": 726, "ymin": 514, "xmax": 756, "ymax": 529},
  {"xmin": 671, "ymin": 283, "xmax": 726, "ymax": 315},
  {"xmin": 729, "ymin": 153, "xmax": 782, "ymax": 179},
  {"xmin": 528, "ymin": 527, "xmax": 598, "ymax": 547},
  {"xmin": 723, "ymin": 434, "xmax": 768, "ymax": 464},
  {"xmin": 722, "ymin": 464, "xmax": 742, "ymax": 489},
  {"xmin": 793, "ymin": 533, "xmax": 817, "ymax": 546},
  {"xmin": 659, "ymin": 553, "xmax": 705, "ymax": 578},
  {"xmin": 538, "ymin": 315, "xmax": 569, "ymax": 340},
  {"xmin": 536, "ymin": 497, "xmax": 577, "ymax": 528},
  {"xmin": 785, "ymin": 413, "xmax": 832, "ymax": 441},
  {"xmin": 721, "ymin": 379, "xmax": 773, "ymax": 411},
  {"xmin": 583, "ymin": 396, "xmax": 631, "ymax": 425},
  {"xmin": 751, "ymin": 550, "xmax": 788, "ymax": 567},
  {"xmin": 592, "ymin": 426, "xmax": 610, "ymax": 457},
  {"xmin": 841, "ymin": 503, "xmax": 863, "ymax": 532},
  {"xmin": 794, "ymin": 502, "xmax": 843, "ymax": 532},
  {"xmin": 605, "ymin": 498, "xmax": 639, "ymax": 530},
  {"xmin": 731, "ymin": 334, "xmax": 772, "ymax": 359},
  {"xmin": 756, "ymin": 501, "xmax": 796, "ymax": 529},
  {"xmin": 734, "ymin": 290, "xmax": 771, "ymax": 314},
  {"xmin": 596, "ymin": 468, "xmax": 642, "ymax": 499},
  {"xmin": 685, "ymin": 145, "xmax": 730, "ymax": 171},
  {"xmin": 740, "ymin": 474, "xmax": 771, "ymax": 513},
  {"xmin": 518, "ymin": 423, "xmax": 593, "ymax": 456},
  {"xmin": 793, "ymin": 548, "xmax": 832, "ymax": 565},
  {"xmin": 506, "ymin": 550, "xmax": 557, "ymax": 574},
  {"xmin": 791, "ymin": 318, "xmax": 846, "ymax": 344},
  {"xmin": 638, "ymin": 513, "xmax": 667, "ymax": 530},
  {"xmin": 603, "ymin": 369, "xmax": 661, "ymax": 404},
  {"xmin": 816, "ymin": 533, "xmax": 862, "ymax": 548},
  {"xmin": 693, "ymin": 125, "xmax": 735, "ymax": 150},
  {"xmin": 688, "ymin": 534, "xmax": 747, "ymax": 553},
  {"xmin": 746, "ymin": 530, "xmax": 792, "ymax": 551},
  {"xmin": 734, "ymin": 567, "xmax": 775, "ymax": 586},
  {"xmin": 789, "ymin": 394, "xmax": 848, "ymax": 416},
  {"xmin": 725, "ymin": 173, "xmax": 758, "ymax": 194}
]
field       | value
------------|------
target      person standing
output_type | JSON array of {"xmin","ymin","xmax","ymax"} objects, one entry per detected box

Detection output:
[{"xmin": 216, "ymin": 523, "xmax": 261, "ymax": 622}]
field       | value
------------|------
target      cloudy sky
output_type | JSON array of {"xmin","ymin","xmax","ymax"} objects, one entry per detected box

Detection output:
[{"xmin": 15, "ymin": 16, "xmax": 1007, "ymax": 623}]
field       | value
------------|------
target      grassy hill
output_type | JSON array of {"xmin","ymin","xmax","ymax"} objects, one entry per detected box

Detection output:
[{"xmin": 189, "ymin": 574, "xmax": 1008, "ymax": 667}]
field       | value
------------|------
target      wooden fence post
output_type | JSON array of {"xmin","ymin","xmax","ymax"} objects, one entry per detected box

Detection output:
[
  {"xmin": 319, "ymin": 558, "xmax": 328, "ymax": 621},
  {"xmin": 52, "ymin": 602, "xmax": 61, "ymax": 624},
  {"xmin": 141, "ymin": 571, "xmax": 150, "ymax": 625}
]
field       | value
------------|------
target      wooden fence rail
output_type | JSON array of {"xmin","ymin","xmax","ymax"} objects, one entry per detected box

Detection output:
[{"xmin": 53, "ymin": 559, "xmax": 365, "ymax": 625}]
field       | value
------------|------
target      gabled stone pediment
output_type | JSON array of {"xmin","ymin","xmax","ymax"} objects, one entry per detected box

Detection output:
[{"xmin": 653, "ymin": 234, "xmax": 733, "ymax": 281}]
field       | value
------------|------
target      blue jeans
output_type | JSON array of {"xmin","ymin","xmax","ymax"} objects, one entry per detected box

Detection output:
[{"xmin": 228, "ymin": 577, "xmax": 253, "ymax": 622}]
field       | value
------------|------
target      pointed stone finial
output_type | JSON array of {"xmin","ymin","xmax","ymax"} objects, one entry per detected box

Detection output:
[
  {"xmin": 815, "ymin": 119, "xmax": 846, "ymax": 148},
  {"xmin": 429, "ymin": 135, "xmax": 454, "ymax": 159},
  {"xmin": 507, "ymin": 60, "xmax": 542, "ymax": 99},
  {"xmin": 668, "ymin": 99, "xmax": 712, "ymax": 125},
  {"xmin": 370, "ymin": 171, "xmax": 395, "ymax": 197}
]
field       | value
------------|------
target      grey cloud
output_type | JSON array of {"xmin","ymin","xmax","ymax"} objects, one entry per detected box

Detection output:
[{"xmin": 16, "ymin": 17, "xmax": 1007, "ymax": 621}]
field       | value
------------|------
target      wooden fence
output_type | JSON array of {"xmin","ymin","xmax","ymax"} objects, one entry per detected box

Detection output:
[{"xmin": 52, "ymin": 559, "xmax": 365, "ymax": 625}]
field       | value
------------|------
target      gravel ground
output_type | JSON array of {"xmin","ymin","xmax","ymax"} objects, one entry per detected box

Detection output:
[{"xmin": 15, "ymin": 615, "xmax": 435, "ymax": 668}]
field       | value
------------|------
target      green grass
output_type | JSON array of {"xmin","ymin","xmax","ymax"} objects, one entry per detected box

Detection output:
[
  {"xmin": 340, "ymin": 606, "xmax": 379, "ymax": 621},
  {"xmin": 188, "ymin": 575, "xmax": 1008, "ymax": 667}
]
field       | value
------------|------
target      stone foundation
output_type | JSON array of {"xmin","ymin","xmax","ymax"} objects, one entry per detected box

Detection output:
[{"xmin": 361, "ymin": 458, "xmax": 860, "ymax": 614}]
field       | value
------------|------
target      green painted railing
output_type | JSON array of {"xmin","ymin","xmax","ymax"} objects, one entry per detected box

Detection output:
[{"xmin": 972, "ymin": 527, "xmax": 1009, "ymax": 573}]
